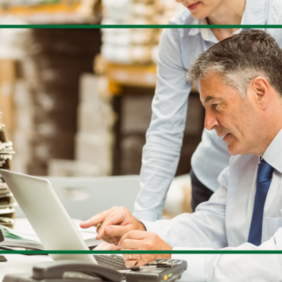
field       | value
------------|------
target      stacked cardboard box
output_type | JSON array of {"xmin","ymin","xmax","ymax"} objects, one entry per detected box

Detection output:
[
  {"xmin": 12, "ymin": 80, "xmax": 34, "ymax": 173},
  {"xmin": 22, "ymin": 28, "xmax": 101, "ymax": 175},
  {"xmin": 0, "ymin": 58, "xmax": 29, "ymax": 176},
  {"xmin": 115, "ymin": 90, "xmax": 153, "ymax": 175},
  {"xmin": 101, "ymin": 0, "xmax": 185, "ymax": 64},
  {"xmin": 0, "ymin": 60, "xmax": 17, "ymax": 140},
  {"xmin": 48, "ymin": 73, "xmax": 115, "ymax": 177},
  {"xmin": 111, "ymin": 88, "xmax": 204, "ymax": 176},
  {"xmin": 75, "ymin": 74, "xmax": 115, "ymax": 176}
]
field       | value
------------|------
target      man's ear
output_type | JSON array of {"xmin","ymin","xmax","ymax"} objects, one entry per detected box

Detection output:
[{"xmin": 250, "ymin": 76, "xmax": 270, "ymax": 110}]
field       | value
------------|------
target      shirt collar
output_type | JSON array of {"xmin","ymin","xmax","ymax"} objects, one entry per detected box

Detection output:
[
  {"xmin": 186, "ymin": 18, "xmax": 215, "ymax": 41},
  {"xmin": 187, "ymin": 18, "xmax": 201, "ymax": 36},
  {"xmin": 263, "ymin": 128, "xmax": 282, "ymax": 174},
  {"xmin": 187, "ymin": 0, "xmax": 267, "ymax": 39},
  {"xmin": 200, "ymin": 18, "xmax": 210, "ymax": 41}
]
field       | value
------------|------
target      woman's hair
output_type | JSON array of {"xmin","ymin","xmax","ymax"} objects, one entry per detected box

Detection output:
[{"xmin": 187, "ymin": 30, "xmax": 282, "ymax": 97}]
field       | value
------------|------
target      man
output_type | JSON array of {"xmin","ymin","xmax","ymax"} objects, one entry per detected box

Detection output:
[{"xmin": 81, "ymin": 30, "xmax": 282, "ymax": 281}]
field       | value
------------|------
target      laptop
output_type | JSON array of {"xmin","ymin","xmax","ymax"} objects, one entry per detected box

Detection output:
[
  {"xmin": 0, "ymin": 169, "xmax": 126, "ymax": 270},
  {"xmin": 0, "ymin": 169, "xmax": 188, "ymax": 282}
]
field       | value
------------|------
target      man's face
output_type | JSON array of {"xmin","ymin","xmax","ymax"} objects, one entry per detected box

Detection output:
[
  {"xmin": 199, "ymin": 72, "xmax": 262, "ymax": 156},
  {"xmin": 175, "ymin": 0, "xmax": 223, "ymax": 19}
]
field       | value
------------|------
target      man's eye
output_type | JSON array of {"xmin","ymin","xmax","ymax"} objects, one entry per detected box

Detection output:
[{"xmin": 212, "ymin": 104, "xmax": 218, "ymax": 109}]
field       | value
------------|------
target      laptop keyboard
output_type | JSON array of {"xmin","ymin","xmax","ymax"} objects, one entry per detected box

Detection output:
[{"xmin": 94, "ymin": 254, "xmax": 127, "ymax": 271}]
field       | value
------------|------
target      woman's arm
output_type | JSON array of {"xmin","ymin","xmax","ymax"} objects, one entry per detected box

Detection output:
[{"xmin": 133, "ymin": 27, "xmax": 192, "ymax": 221}]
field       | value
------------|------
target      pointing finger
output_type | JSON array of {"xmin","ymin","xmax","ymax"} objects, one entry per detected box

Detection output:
[{"xmin": 80, "ymin": 209, "xmax": 112, "ymax": 228}]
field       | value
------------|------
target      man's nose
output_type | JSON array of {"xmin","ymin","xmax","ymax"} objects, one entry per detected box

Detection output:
[
  {"xmin": 204, "ymin": 111, "xmax": 218, "ymax": 131},
  {"xmin": 175, "ymin": 0, "xmax": 183, "ymax": 3}
]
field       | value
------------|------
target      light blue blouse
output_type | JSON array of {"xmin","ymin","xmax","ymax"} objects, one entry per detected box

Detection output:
[{"xmin": 134, "ymin": 0, "xmax": 282, "ymax": 221}]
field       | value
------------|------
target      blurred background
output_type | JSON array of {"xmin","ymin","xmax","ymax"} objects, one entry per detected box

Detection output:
[{"xmin": 0, "ymin": 0, "xmax": 205, "ymax": 220}]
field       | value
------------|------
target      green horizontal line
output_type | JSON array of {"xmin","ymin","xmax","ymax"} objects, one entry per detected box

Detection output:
[
  {"xmin": 1, "ymin": 250, "xmax": 282, "ymax": 254},
  {"xmin": 0, "ymin": 25, "xmax": 281, "ymax": 29}
]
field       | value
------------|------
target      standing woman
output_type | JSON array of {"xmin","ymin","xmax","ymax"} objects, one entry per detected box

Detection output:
[{"xmin": 133, "ymin": 0, "xmax": 282, "ymax": 220}]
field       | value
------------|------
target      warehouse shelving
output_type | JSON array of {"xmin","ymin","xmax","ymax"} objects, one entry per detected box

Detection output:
[
  {"xmin": 106, "ymin": 63, "xmax": 157, "ymax": 95},
  {"xmin": 106, "ymin": 62, "xmax": 198, "ymax": 95},
  {"xmin": 0, "ymin": 2, "xmax": 80, "ymax": 15}
]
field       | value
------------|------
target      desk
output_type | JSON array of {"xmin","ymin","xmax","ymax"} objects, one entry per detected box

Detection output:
[
  {"xmin": 0, "ymin": 219, "xmax": 190, "ymax": 282},
  {"xmin": 0, "ymin": 254, "xmax": 52, "ymax": 281},
  {"xmin": 0, "ymin": 218, "xmax": 96, "ymax": 282},
  {"xmin": 1, "ymin": 255, "xmax": 191, "ymax": 282}
]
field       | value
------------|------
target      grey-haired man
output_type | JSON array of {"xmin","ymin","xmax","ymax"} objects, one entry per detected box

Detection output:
[{"xmin": 82, "ymin": 30, "xmax": 282, "ymax": 281}]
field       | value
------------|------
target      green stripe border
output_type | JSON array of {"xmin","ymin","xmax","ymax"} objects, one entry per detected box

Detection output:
[
  {"xmin": 0, "ymin": 25, "xmax": 282, "ymax": 28},
  {"xmin": 0, "ymin": 22, "xmax": 281, "ymax": 253},
  {"xmin": 1, "ymin": 250, "xmax": 282, "ymax": 254}
]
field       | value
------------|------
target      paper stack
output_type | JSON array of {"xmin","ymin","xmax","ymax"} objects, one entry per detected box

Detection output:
[
  {"xmin": 0, "ymin": 186, "xmax": 15, "ymax": 230},
  {"xmin": 0, "ymin": 222, "xmax": 100, "ymax": 250},
  {"xmin": 0, "ymin": 120, "xmax": 15, "ymax": 228}
]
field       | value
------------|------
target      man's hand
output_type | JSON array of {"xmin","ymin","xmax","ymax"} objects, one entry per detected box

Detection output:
[
  {"xmin": 80, "ymin": 206, "xmax": 146, "ymax": 245},
  {"xmin": 119, "ymin": 231, "xmax": 172, "ymax": 268}
]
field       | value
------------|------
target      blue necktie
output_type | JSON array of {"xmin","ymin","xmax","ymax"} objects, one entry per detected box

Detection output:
[{"xmin": 248, "ymin": 159, "xmax": 274, "ymax": 246}]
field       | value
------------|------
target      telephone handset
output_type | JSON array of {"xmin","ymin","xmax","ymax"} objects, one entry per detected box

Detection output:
[
  {"xmin": 3, "ymin": 260, "xmax": 123, "ymax": 282},
  {"xmin": 0, "ymin": 229, "xmax": 4, "ymax": 242}
]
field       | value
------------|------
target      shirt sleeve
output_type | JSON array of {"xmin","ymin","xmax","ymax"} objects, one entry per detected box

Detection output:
[
  {"xmin": 172, "ymin": 229, "xmax": 282, "ymax": 282},
  {"xmin": 142, "ymin": 167, "xmax": 230, "ymax": 248},
  {"xmin": 133, "ymin": 27, "xmax": 192, "ymax": 221},
  {"xmin": 143, "ymin": 185, "xmax": 227, "ymax": 248},
  {"xmin": 145, "ymin": 165, "xmax": 282, "ymax": 281}
]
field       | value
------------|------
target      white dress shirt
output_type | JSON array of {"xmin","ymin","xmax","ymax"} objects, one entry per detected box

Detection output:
[
  {"xmin": 143, "ymin": 128, "xmax": 282, "ymax": 281},
  {"xmin": 134, "ymin": 0, "xmax": 282, "ymax": 221}
]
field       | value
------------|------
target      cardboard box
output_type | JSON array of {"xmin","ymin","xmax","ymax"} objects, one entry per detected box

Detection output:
[
  {"xmin": 77, "ymin": 101, "xmax": 115, "ymax": 133},
  {"xmin": 75, "ymin": 131, "xmax": 113, "ymax": 175},
  {"xmin": 32, "ymin": 131, "xmax": 75, "ymax": 160},
  {"xmin": 79, "ymin": 74, "xmax": 110, "ymax": 103},
  {"xmin": 13, "ymin": 130, "xmax": 33, "ymax": 156},
  {"xmin": 121, "ymin": 93, "xmax": 153, "ymax": 134},
  {"xmin": 0, "ymin": 60, "xmax": 16, "ymax": 138}
]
